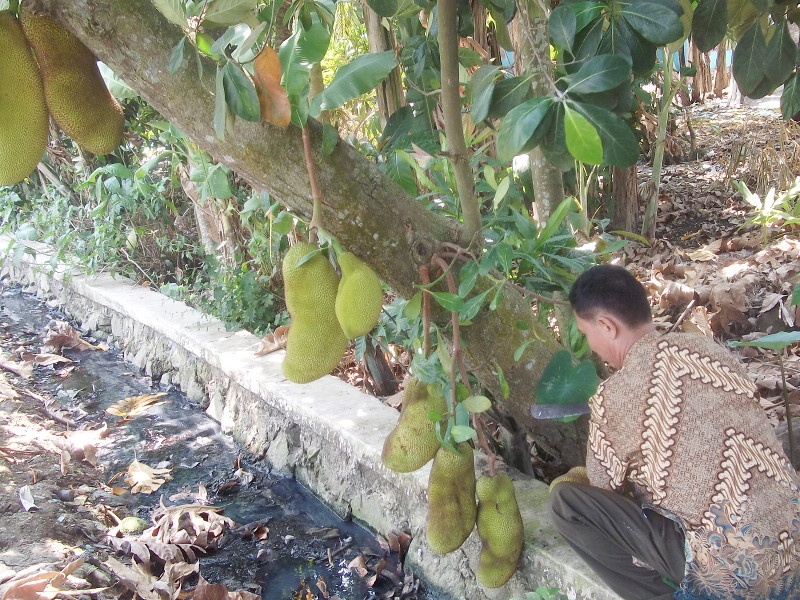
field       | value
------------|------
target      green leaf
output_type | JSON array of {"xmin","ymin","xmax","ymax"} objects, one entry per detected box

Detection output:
[
  {"xmin": 550, "ymin": 4, "xmax": 577, "ymax": 51},
  {"xmin": 436, "ymin": 330, "xmax": 453, "ymax": 375},
  {"xmin": 222, "ymin": 61, "xmax": 260, "ymax": 121},
  {"xmin": 451, "ymin": 425, "xmax": 477, "ymax": 443},
  {"xmin": 733, "ymin": 23, "xmax": 768, "ymax": 96},
  {"xmin": 564, "ymin": 105, "xmax": 603, "ymax": 164},
  {"xmin": 573, "ymin": 18, "xmax": 604, "ymax": 62},
  {"xmin": 469, "ymin": 65, "xmax": 501, "ymax": 123},
  {"xmin": 403, "ymin": 292, "xmax": 422, "ymax": 320},
  {"xmin": 457, "ymin": 260, "xmax": 480, "ymax": 297},
  {"xmin": 571, "ymin": 1, "xmax": 604, "ymax": 30},
  {"xmin": 278, "ymin": 21, "xmax": 330, "ymax": 96},
  {"xmin": 151, "ymin": 0, "xmax": 187, "ymax": 26},
  {"xmin": 214, "ymin": 66, "xmax": 228, "ymax": 140},
  {"xmin": 365, "ymin": 0, "xmax": 399, "ymax": 17},
  {"xmin": 310, "ymin": 51, "xmax": 398, "ymax": 117},
  {"xmin": 514, "ymin": 340, "xmax": 531, "ymax": 361},
  {"xmin": 730, "ymin": 331, "xmax": 800, "ymax": 351},
  {"xmin": 764, "ymin": 21, "xmax": 797, "ymax": 87},
  {"xmin": 487, "ymin": 75, "xmax": 534, "ymax": 119},
  {"xmin": 322, "ymin": 123, "xmax": 339, "ymax": 156},
  {"xmin": 429, "ymin": 291, "xmax": 466, "ymax": 312},
  {"xmin": 691, "ymin": 0, "xmax": 727, "ymax": 52},
  {"xmin": 572, "ymin": 102, "xmax": 639, "ymax": 167},
  {"xmin": 204, "ymin": 0, "xmax": 258, "ymax": 26},
  {"xmin": 538, "ymin": 196, "xmax": 574, "ymax": 244},
  {"xmin": 535, "ymin": 349, "xmax": 599, "ymax": 407},
  {"xmin": 496, "ymin": 97, "xmax": 553, "ymax": 162},
  {"xmin": 460, "ymin": 287, "xmax": 492, "ymax": 322},
  {"xmin": 566, "ymin": 54, "xmax": 631, "ymax": 94},
  {"xmin": 497, "ymin": 365, "xmax": 510, "ymax": 399},
  {"xmin": 168, "ymin": 37, "xmax": 186, "ymax": 75},
  {"xmin": 620, "ymin": 1, "xmax": 684, "ymax": 45},
  {"xmin": 792, "ymin": 283, "xmax": 800, "ymax": 306},
  {"xmin": 462, "ymin": 395, "xmax": 491, "ymax": 413}
]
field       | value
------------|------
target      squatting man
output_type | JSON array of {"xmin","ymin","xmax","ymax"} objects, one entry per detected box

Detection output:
[{"xmin": 548, "ymin": 264, "xmax": 799, "ymax": 600}]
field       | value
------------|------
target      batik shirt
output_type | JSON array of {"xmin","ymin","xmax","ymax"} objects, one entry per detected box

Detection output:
[{"xmin": 586, "ymin": 331, "xmax": 800, "ymax": 600}]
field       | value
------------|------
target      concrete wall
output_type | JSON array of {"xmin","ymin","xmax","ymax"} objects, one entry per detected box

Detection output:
[{"xmin": 0, "ymin": 238, "xmax": 620, "ymax": 600}]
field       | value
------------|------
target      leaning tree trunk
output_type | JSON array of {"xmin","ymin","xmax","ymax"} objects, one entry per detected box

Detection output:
[
  {"xmin": 29, "ymin": 0, "xmax": 586, "ymax": 467},
  {"xmin": 512, "ymin": 0, "xmax": 565, "ymax": 224}
]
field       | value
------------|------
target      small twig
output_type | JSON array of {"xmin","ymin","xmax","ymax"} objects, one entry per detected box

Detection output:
[
  {"xmin": 669, "ymin": 298, "xmax": 696, "ymax": 333},
  {"xmin": 302, "ymin": 123, "xmax": 323, "ymax": 245},
  {"xmin": 119, "ymin": 248, "xmax": 157, "ymax": 289},
  {"xmin": 420, "ymin": 266, "xmax": 432, "ymax": 357},
  {"xmin": 472, "ymin": 414, "xmax": 496, "ymax": 477}
]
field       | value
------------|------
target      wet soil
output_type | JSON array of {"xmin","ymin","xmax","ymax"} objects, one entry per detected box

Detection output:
[{"xmin": 0, "ymin": 287, "xmax": 427, "ymax": 600}]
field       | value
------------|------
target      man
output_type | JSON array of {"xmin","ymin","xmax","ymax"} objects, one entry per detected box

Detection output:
[{"xmin": 549, "ymin": 264, "xmax": 800, "ymax": 600}]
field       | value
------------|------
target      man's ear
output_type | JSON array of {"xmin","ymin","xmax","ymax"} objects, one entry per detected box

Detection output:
[{"xmin": 595, "ymin": 314, "xmax": 620, "ymax": 338}]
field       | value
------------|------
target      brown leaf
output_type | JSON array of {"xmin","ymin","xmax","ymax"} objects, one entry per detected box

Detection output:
[
  {"xmin": 20, "ymin": 351, "xmax": 73, "ymax": 367},
  {"xmin": 124, "ymin": 459, "xmax": 172, "ymax": 494},
  {"xmin": 41, "ymin": 321, "xmax": 98, "ymax": 353},
  {"xmin": 316, "ymin": 575, "xmax": 329, "ymax": 598},
  {"xmin": 194, "ymin": 576, "xmax": 230, "ymax": 600},
  {"xmin": 0, "ymin": 356, "xmax": 33, "ymax": 379},
  {"xmin": 106, "ymin": 392, "xmax": 169, "ymax": 418},
  {"xmin": 0, "ymin": 372, "xmax": 18, "ymax": 400},
  {"xmin": 253, "ymin": 46, "xmax": 291, "ymax": 127},
  {"xmin": 347, "ymin": 555, "xmax": 369, "ymax": 578},
  {"xmin": 255, "ymin": 325, "xmax": 289, "ymax": 356}
]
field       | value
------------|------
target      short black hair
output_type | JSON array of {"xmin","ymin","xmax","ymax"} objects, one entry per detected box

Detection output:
[{"xmin": 568, "ymin": 265, "xmax": 652, "ymax": 328}]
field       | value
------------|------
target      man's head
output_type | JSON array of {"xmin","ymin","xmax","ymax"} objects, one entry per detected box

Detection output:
[{"xmin": 568, "ymin": 265, "xmax": 654, "ymax": 368}]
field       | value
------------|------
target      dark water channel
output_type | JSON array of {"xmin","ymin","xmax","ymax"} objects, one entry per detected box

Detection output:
[{"xmin": 4, "ymin": 287, "xmax": 431, "ymax": 600}]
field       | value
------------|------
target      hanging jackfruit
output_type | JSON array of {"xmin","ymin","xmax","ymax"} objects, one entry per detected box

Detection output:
[
  {"xmin": 426, "ymin": 442, "xmax": 477, "ymax": 554},
  {"xmin": 335, "ymin": 252, "xmax": 383, "ymax": 339},
  {"xmin": 475, "ymin": 472, "xmax": 524, "ymax": 588},
  {"xmin": 382, "ymin": 379, "xmax": 445, "ymax": 472},
  {"xmin": 0, "ymin": 11, "xmax": 48, "ymax": 186},
  {"xmin": 20, "ymin": 9, "xmax": 124, "ymax": 155},
  {"xmin": 282, "ymin": 242, "xmax": 348, "ymax": 384}
]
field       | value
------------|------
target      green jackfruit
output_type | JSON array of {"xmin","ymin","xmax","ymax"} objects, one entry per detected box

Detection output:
[
  {"xmin": 21, "ymin": 9, "xmax": 124, "ymax": 155},
  {"xmin": 475, "ymin": 472, "xmax": 524, "ymax": 588},
  {"xmin": 381, "ymin": 379, "xmax": 445, "ymax": 472},
  {"xmin": 281, "ymin": 243, "xmax": 347, "ymax": 384},
  {"xmin": 426, "ymin": 442, "xmax": 476, "ymax": 554},
  {"xmin": 335, "ymin": 252, "xmax": 383, "ymax": 339},
  {"xmin": 0, "ymin": 11, "xmax": 48, "ymax": 186},
  {"xmin": 548, "ymin": 466, "xmax": 588, "ymax": 491}
]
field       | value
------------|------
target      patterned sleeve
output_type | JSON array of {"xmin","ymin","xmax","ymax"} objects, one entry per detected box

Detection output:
[{"xmin": 585, "ymin": 383, "xmax": 628, "ymax": 492}]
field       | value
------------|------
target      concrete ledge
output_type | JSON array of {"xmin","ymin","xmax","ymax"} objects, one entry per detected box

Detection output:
[{"xmin": 0, "ymin": 238, "xmax": 620, "ymax": 600}]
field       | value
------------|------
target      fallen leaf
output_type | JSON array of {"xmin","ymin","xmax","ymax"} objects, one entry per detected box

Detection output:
[
  {"xmin": 316, "ymin": 575, "xmax": 329, "ymax": 598},
  {"xmin": 0, "ymin": 355, "xmax": 33, "ymax": 379},
  {"xmin": 19, "ymin": 485, "xmax": 38, "ymax": 512},
  {"xmin": 20, "ymin": 351, "xmax": 73, "ymax": 367},
  {"xmin": 347, "ymin": 555, "xmax": 369, "ymax": 578},
  {"xmin": 124, "ymin": 459, "xmax": 172, "ymax": 494},
  {"xmin": 106, "ymin": 392, "xmax": 168, "ymax": 418},
  {"xmin": 0, "ymin": 373, "xmax": 18, "ymax": 399},
  {"xmin": 41, "ymin": 321, "xmax": 98, "ymax": 354},
  {"xmin": 254, "ymin": 325, "xmax": 289, "ymax": 356}
]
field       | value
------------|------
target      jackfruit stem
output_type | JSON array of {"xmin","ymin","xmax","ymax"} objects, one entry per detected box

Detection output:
[{"xmin": 301, "ymin": 123, "xmax": 322, "ymax": 245}]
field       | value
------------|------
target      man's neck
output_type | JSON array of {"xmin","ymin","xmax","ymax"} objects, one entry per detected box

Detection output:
[{"xmin": 616, "ymin": 322, "xmax": 657, "ymax": 367}]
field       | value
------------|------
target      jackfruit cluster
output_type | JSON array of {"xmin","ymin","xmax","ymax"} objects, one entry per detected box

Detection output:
[
  {"xmin": 381, "ymin": 379, "xmax": 445, "ymax": 472},
  {"xmin": 426, "ymin": 442, "xmax": 477, "ymax": 554},
  {"xmin": 282, "ymin": 243, "xmax": 348, "ymax": 383},
  {"xmin": 335, "ymin": 252, "xmax": 382, "ymax": 339},
  {"xmin": 0, "ymin": 11, "xmax": 48, "ymax": 186},
  {"xmin": 21, "ymin": 8, "xmax": 124, "ymax": 155},
  {"xmin": 475, "ymin": 472, "xmax": 524, "ymax": 588}
]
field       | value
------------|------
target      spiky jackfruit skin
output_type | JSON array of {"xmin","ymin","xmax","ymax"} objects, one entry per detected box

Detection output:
[
  {"xmin": 0, "ymin": 11, "xmax": 48, "ymax": 186},
  {"xmin": 281, "ymin": 243, "xmax": 347, "ymax": 384},
  {"xmin": 381, "ymin": 379, "xmax": 445, "ymax": 472},
  {"xmin": 20, "ymin": 9, "xmax": 124, "ymax": 155},
  {"xmin": 548, "ymin": 466, "xmax": 588, "ymax": 491},
  {"xmin": 335, "ymin": 252, "xmax": 382, "ymax": 339},
  {"xmin": 426, "ymin": 442, "xmax": 477, "ymax": 554},
  {"xmin": 475, "ymin": 472, "xmax": 524, "ymax": 588}
]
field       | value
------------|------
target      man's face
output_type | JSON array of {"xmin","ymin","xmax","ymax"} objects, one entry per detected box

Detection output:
[{"xmin": 575, "ymin": 313, "xmax": 617, "ymax": 368}]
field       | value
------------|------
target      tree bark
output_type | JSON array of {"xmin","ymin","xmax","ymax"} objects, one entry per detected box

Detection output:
[
  {"xmin": 712, "ymin": 39, "xmax": 729, "ymax": 98},
  {"xmin": 362, "ymin": 1, "xmax": 406, "ymax": 126},
  {"xmin": 511, "ymin": 0, "xmax": 565, "ymax": 223},
  {"xmin": 611, "ymin": 165, "xmax": 639, "ymax": 233},
  {"xmin": 28, "ymin": 0, "xmax": 585, "ymax": 468}
]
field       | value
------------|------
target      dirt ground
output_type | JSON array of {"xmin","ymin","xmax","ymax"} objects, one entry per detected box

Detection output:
[{"xmin": 1, "ymin": 93, "xmax": 799, "ymax": 600}]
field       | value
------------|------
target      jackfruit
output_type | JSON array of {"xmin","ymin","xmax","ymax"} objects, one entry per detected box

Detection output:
[
  {"xmin": 0, "ymin": 11, "xmax": 48, "ymax": 186},
  {"xmin": 335, "ymin": 252, "xmax": 383, "ymax": 339},
  {"xmin": 548, "ymin": 466, "xmax": 588, "ymax": 491},
  {"xmin": 426, "ymin": 442, "xmax": 476, "ymax": 554},
  {"xmin": 382, "ymin": 379, "xmax": 445, "ymax": 472},
  {"xmin": 475, "ymin": 472, "xmax": 524, "ymax": 588},
  {"xmin": 281, "ymin": 242, "xmax": 348, "ymax": 383},
  {"xmin": 20, "ymin": 9, "xmax": 124, "ymax": 155}
]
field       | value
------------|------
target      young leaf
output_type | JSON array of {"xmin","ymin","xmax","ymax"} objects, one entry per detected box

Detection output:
[
  {"xmin": 497, "ymin": 364, "xmax": 510, "ymax": 399},
  {"xmin": 253, "ymin": 45, "xmax": 291, "ymax": 127},
  {"xmin": 462, "ymin": 395, "xmax": 491, "ymax": 413},
  {"xmin": 564, "ymin": 105, "xmax": 603, "ymax": 164},
  {"xmin": 451, "ymin": 425, "xmax": 477, "ymax": 443},
  {"xmin": 310, "ymin": 51, "xmax": 398, "ymax": 117}
]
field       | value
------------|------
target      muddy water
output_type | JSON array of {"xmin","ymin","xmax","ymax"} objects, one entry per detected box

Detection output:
[{"xmin": 4, "ymin": 288, "xmax": 433, "ymax": 600}]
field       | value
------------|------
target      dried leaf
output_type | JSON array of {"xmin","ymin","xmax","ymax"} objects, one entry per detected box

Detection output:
[
  {"xmin": 0, "ymin": 356, "xmax": 33, "ymax": 379},
  {"xmin": 106, "ymin": 392, "xmax": 168, "ymax": 417},
  {"xmin": 124, "ymin": 459, "xmax": 172, "ymax": 494},
  {"xmin": 0, "ymin": 372, "xmax": 19, "ymax": 400},
  {"xmin": 316, "ymin": 575, "xmax": 329, "ymax": 598},
  {"xmin": 253, "ymin": 46, "xmax": 291, "ymax": 127},
  {"xmin": 2, "ymin": 559, "xmax": 86, "ymax": 600},
  {"xmin": 41, "ymin": 321, "xmax": 98, "ymax": 353},
  {"xmin": 254, "ymin": 325, "xmax": 289, "ymax": 356},
  {"xmin": 19, "ymin": 485, "xmax": 38, "ymax": 512},
  {"xmin": 347, "ymin": 555, "xmax": 369, "ymax": 578},
  {"xmin": 20, "ymin": 351, "xmax": 73, "ymax": 367},
  {"xmin": 142, "ymin": 502, "xmax": 234, "ymax": 550}
]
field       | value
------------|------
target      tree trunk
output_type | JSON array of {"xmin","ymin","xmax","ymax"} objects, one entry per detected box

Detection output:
[
  {"xmin": 690, "ymin": 42, "xmax": 712, "ymax": 103},
  {"xmin": 712, "ymin": 39, "xmax": 729, "ymax": 98},
  {"xmin": 611, "ymin": 164, "xmax": 639, "ymax": 233},
  {"xmin": 362, "ymin": 1, "xmax": 406, "ymax": 126},
  {"xmin": 511, "ymin": 0, "xmax": 565, "ymax": 223},
  {"xmin": 28, "ymin": 0, "xmax": 586, "ymax": 468}
]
